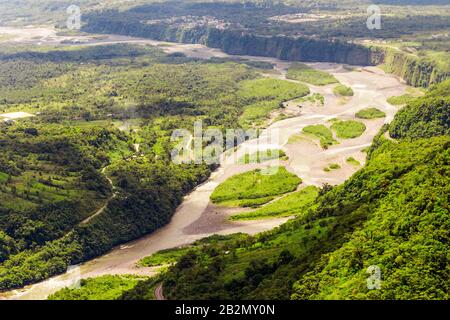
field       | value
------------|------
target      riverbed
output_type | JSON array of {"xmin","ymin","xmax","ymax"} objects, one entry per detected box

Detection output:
[{"xmin": 0, "ymin": 27, "xmax": 408, "ymax": 300}]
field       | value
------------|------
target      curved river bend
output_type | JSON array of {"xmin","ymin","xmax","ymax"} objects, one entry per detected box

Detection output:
[{"xmin": 0, "ymin": 29, "xmax": 408, "ymax": 300}]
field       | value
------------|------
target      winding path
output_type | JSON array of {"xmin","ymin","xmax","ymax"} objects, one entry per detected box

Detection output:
[
  {"xmin": 80, "ymin": 168, "xmax": 117, "ymax": 225},
  {"xmin": 154, "ymin": 284, "xmax": 165, "ymax": 301}
]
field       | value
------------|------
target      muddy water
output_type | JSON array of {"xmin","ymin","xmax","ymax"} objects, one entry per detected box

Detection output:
[{"xmin": 0, "ymin": 28, "xmax": 408, "ymax": 300}]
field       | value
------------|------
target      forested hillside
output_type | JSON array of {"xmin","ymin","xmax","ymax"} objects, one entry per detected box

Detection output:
[
  {"xmin": 123, "ymin": 80, "xmax": 449, "ymax": 300},
  {"xmin": 0, "ymin": 43, "xmax": 311, "ymax": 290},
  {"xmin": 0, "ymin": 0, "xmax": 448, "ymax": 301}
]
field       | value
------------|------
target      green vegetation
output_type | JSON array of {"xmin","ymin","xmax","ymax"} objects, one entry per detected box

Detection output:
[
  {"xmin": 0, "ymin": 44, "xmax": 265, "ymax": 130},
  {"xmin": 378, "ymin": 45, "xmax": 450, "ymax": 87},
  {"xmin": 292, "ymin": 139, "xmax": 450, "ymax": 300},
  {"xmin": 75, "ymin": 0, "xmax": 450, "ymax": 78},
  {"xmin": 294, "ymin": 93, "xmax": 325, "ymax": 106},
  {"xmin": 390, "ymin": 79, "xmax": 450, "ymax": 139},
  {"xmin": 50, "ymin": 234, "xmax": 249, "ymax": 300},
  {"xmin": 120, "ymin": 74, "xmax": 450, "ymax": 301},
  {"xmin": 238, "ymin": 149, "xmax": 287, "ymax": 164},
  {"xmin": 0, "ymin": 43, "xmax": 302, "ymax": 290},
  {"xmin": 139, "ymin": 234, "xmax": 247, "ymax": 267},
  {"xmin": 162, "ymin": 125, "xmax": 449, "ymax": 299},
  {"xmin": 1, "ymin": 0, "xmax": 449, "ymax": 300},
  {"xmin": 346, "ymin": 157, "xmax": 361, "ymax": 166},
  {"xmin": 238, "ymin": 78, "xmax": 309, "ymax": 127},
  {"xmin": 0, "ymin": 172, "xmax": 8, "ymax": 183},
  {"xmin": 48, "ymin": 275, "xmax": 144, "ymax": 300},
  {"xmin": 356, "ymin": 108, "xmax": 386, "ymax": 119},
  {"xmin": 331, "ymin": 120, "xmax": 366, "ymax": 139},
  {"xmin": 231, "ymin": 186, "xmax": 319, "ymax": 221},
  {"xmin": 333, "ymin": 84, "xmax": 354, "ymax": 97},
  {"xmin": 238, "ymin": 101, "xmax": 280, "ymax": 127},
  {"xmin": 139, "ymin": 247, "xmax": 193, "ymax": 267},
  {"xmin": 0, "ymin": 125, "xmax": 114, "ymax": 213},
  {"xmin": 237, "ymin": 78, "xmax": 309, "ymax": 101},
  {"xmin": 302, "ymin": 124, "xmax": 337, "ymax": 149},
  {"xmin": 208, "ymin": 57, "xmax": 274, "ymax": 70},
  {"xmin": 387, "ymin": 94, "xmax": 417, "ymax": 106},
  {"xmin": 80, "ymin": 3, "xmax": 373, "ymax": 65},
  {"xmin": 210, "ymin": 167, "xmax": 301, "ymax": 207},
  {"xmin": 287, "ymin": 133, "xmax": 309, "ymax": 144},
  {"xmin": 324, "ymin": 163, "xmax": 341, "ymax": 172},
  {"xmin": 286, "ymin": 63, "xmax": 338, "ymax": 86}
]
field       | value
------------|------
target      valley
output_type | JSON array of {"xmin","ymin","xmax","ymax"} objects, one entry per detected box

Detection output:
[
  {"xmin": 0, "ymin": 0, "xmax": 448, "ymax": 302},
  {"xmin": 0, "ymin": 28, "xmax": 406, "ymax": 299}
]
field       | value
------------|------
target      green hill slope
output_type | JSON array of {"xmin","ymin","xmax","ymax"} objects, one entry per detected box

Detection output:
[{"xmin": 141, "ymin": 80, "xmax": 450, "ymax": 300}]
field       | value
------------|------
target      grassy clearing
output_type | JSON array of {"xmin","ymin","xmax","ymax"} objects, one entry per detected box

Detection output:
[
  {"xmin": 286, "ymin": 63, "xmax": 338, "ymax": 86},
  {"xmin": 387, "ymin": 87, "xmax": 425, "ymax": 106},
  {"xmin": 331, "ymin": 120, "xmax": 366, "ymax": 139},
  {"xmin": 287, "ymin": 133, "xmax": 308, "ymax": 144},
  {"xmin": 239, "ymin": 100, "xmax": 280, "ymax": 127},
  {"xmin": 147, "ymin": 235, "xmax": 243, "ymax": 257},
  {"xmin": 139, "ymin": 234, "xmax": 247, "ymax": 267},
  {"xmin": 346, "ymin": 157, "xmax": 361, "ymax": 166},
  {"xmin": 238, "ymin": 149, "xmax": 288, "ymax": 164},
  {"xmin": 221, "ymin": 219, "xmax": 329, "ymax": 282},
  {"xmin": 237, "ymin": 78, "xmax": 309, "ymax": 127},
  {"xmin": 238, "ymin": 78, "xmax": 309, "ymax": 101},
  {"xmin": 329, "ymin": 163, "xmax": 341, "ymax": 170},
  {"xmin": 211, "ymin": 167, "xmax": 301, "ymax": 207},
  {"xmin": 139, "ymin": 247, "xmax": 193, "ymax": 267},
  {"xmin": 272, "ymin": 113, "xmax": 294, "ymax": 123},
  {"xmin": 230, "ymin": 186, "xmax": 319, "ymax": 221},
  {"xmin": 219, "ymin": 196, "xmax": 276, "ymax": 208},
  {"xmin": 163, "ymin": 214, "xmax": 335, "ymax": 297},
  {"xmin": 387, "ymin": 94, "xmax": 416, "ymax": 106},
  {"xmin": 324, "ymin": 163, "xmax": 341, "ymax": 172},
  {"xmin": 48, "ymin": 275, "xmax": 145, "ymax": 300},
  {"xmin": 302, "ymin": 125, "xmax": 337, "ymax": 149},
  {"xmin": 356, "ymin": 107, "xmax": 386, "ymax": 119},
  {"xmin": 294, "ymin": 93, "xmax": 325, "ymax": 106},
  {"xmin": 238, "ymin": 78, "xmax": 309, "ymax": 127},
  {"xmin": 0, "ymin": 165, "xmax": 101, "ymax": 213},
  {"xmin": 333, "ymin": 84, "xmax": 354, "ymax": 97},
  {"xmin": 0, "ymin": 191, "xmax": 37, "ymax": 211},
  {"xmin": 0, "ymin": 172, "xmax": 9, "ymax": 183}
]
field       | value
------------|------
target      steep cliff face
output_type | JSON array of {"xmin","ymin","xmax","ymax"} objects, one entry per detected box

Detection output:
[
  {"xmin": 372, "ymin": 47, "xmax": 450, "ymax": 87},
  {"xmin": 82, "ymin": 20, "xmax": 448, "ymax": 87},
  {"xmin": 82, "ymin": 21, "xmax": 374, "ymax": 66},
  {"xmin": 204, "ymin": 29, "xmax": 374, "ymax": 65}
]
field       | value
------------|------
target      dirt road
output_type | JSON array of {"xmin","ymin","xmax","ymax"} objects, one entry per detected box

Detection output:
[{"xmin": 154, "ymin": 284, "xmax": 165, "ymax": 301}]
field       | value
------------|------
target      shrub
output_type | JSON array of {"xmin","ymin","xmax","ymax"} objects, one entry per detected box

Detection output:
[
  {"xmin": 333, "ymin": 84, "xmax": 354, "ymax": 97},
  {"xmin": 331, "ymin": 120, "xmax": 366, "ymax": 139},
  {"xmin": 356, "ymin": 108, "xmax": 386, "ymax": 119}
]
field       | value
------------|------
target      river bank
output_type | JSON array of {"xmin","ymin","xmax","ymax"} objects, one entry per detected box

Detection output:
[{"xmin": 0, "ymin": 27, "xmax": 407, "ymax": 300}]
